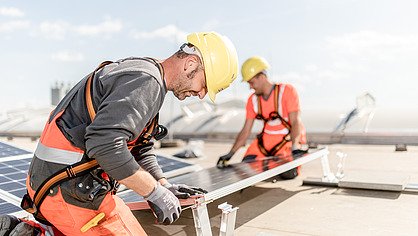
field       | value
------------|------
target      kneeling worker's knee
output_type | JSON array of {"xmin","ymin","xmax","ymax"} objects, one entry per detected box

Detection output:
[{"xmin": 279, "ymin": 168, "xmax": 298, "ymax": 180}]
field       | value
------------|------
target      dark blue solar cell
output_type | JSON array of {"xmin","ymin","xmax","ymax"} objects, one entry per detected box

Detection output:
[
  {"xmin": 0, "ymin": 182, "xmax": 23, "ymax": 191},
  {"xmin": 0, "ymin": 199, "xmax": 22, "ymax": 215},
  {"xmin": 0, "ymin": 176, "xmax": 8, "ymax": 182},
  {"xmin": 0, "ymin": 142, "xmax": 31, "ymax": 158},
  {"xmin": 10, "ymin": 189, "xmax": 27, "ymax": 198},
  {"xmin": 5, "ymin": 172, "xmax": 27, "ymax": 180},
  {"xmin": 119, "ymin": 155, "xmax": 193, "ymax": 203},
  {"xmin": 5, "ymin": 159, "xmax": 31, "ymax": 167},
  {"xmin": 157, "ymin": 155, "xmax": 191, "ymax": 173},
  {"xmin": 0, "ymin": 166, "xmax": 18, "ymax": 175},
  {"xmin": 0, "ymin": 158, "xmax": 31, "ymax": 198}
]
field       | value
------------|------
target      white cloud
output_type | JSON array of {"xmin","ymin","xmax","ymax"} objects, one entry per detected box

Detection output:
[
  {"xmin": 271, "ymin": 64, "xmax": 351, "ymax": 93},
  {"xmin": 0, "ymin": 7, "xmax": 24, "ymax": 17},
  {"xmin": 39, "ymin": 21, "xmax": 70, "ymax": 40},
  {"xmin": 272, "ymin": 71, "xmax": 310, "ymax": 93},
  {"xmin": 326, "ymin": 31, "xmax": 418, "ymax": 61},
  {"xmin": 51, "ymin": 51, "xmax": 84, "ymax": 62},
  {"xmin": 74, "ymin": 18, "xmax": 123, "ymax": 36},
  {"xmin": 37, "ymin": 18, "xmax": 122, "ymax": 40},
  {"xmin": 305, "ymin": 64, "xmax": 318, "ymax": 72},
  {"xmin": 131, "ymin": 24, "xmax": 188, "ymax": 44},
  {"xmin": 0, "ymin": 20, "xmax": 30, "ymax": 33}
]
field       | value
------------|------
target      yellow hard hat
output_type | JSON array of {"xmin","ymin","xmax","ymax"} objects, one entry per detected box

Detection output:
[
  {"xmin": 241, "ymin": 56, "xmax": 270, "ymax": 82},
  {"xmin": 187, "ymin": 32, "xmax": 238, "ymax": 102}
]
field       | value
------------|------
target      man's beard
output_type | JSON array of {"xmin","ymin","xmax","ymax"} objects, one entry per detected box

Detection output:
[
  {"xmin": 172, "ymin": 77, "xmax": 192, "ymax": 100},
  {"xmin": 254, "ymin": 89, "xmax": 263, "ymax": 96},
  {"xmin": 173, "ymin": 90, "xmax": 187, "ymax": 100},
  {"xmin": 172, "ymin": 67, "xmax": 200, "ymax": 100}
]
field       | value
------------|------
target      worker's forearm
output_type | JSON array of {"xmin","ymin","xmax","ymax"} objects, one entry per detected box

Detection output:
[
  {"xmin": 230, "ymin": 130, "xmax": 250, "ymax": 153},
  {"xmin": 291, "ymin": 120, "xmax": 302, "ymax": 148},
  {"xmin": 119, "ymin": 169, "xmax": 157, "ymax": 197}
]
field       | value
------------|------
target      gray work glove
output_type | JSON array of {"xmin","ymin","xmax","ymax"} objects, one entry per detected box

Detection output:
[
  {"xmin": 216, "ymin": 152, "xmax": 234, "ymax": 168},
  {"xmin": 144, "ymin": 183, "xmax": 181, "ymax": 225},
  {"xmin": 0, "ymin": 215, "xmax": 20, "ymax": 236},
  {"xmin": 164, "ymin": 183, "xmax": 208, "ymax": 199}
]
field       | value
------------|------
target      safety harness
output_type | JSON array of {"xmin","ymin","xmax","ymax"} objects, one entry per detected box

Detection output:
[
  {"xmin": 21, "ymin": 59, "xmax": 167, "ymax": 224},
  {"xmin": 255, "ymin": 84, "xmax": 292, "ymax": 156}
]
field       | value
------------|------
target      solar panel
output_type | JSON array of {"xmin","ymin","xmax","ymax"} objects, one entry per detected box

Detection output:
[
  {"xmin": 0, "ymin": 158, "xmax": 31, "ymax": 198},
  {"xmin": 156, "ymin": 154, "xmax": 193, "ymax": 173},
  {"xmin": 119, "ymin": 160, "xmax": 268, "ymax": 204},
  {"xmin": 0, "ymin": 142, "xmax": 31, "ymax": 158},
  {"xmin": 118, "ymin": 154, "xmax": 197, "ymax": 203},
  {"xmin": 0, "ymin": 198, "xmax": 22, "ymax": 215},
  {"xmin": 121, "ymin": 148, "xmax": 329, "ymax": 206},
  {"xmin": 0, "ymin": 146, "xmax": 196, "ymax": 203}
]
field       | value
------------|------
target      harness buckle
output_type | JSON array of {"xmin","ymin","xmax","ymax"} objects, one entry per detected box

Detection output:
[
  {"xmin": 65, "ymin": 166, "xmax": 76, "ymax": 178},
  {"xmin": 154, "ymin": 125, "xmax": 168, "ymax": 141},
  {"xmin": 269, "ymin": 112, "xmax": 280, "ymax": 120}
]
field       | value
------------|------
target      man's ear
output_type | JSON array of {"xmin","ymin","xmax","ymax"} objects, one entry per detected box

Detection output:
[{"xmin": 184, "ymin": 55, "xmax": 199, "ymax": 71}]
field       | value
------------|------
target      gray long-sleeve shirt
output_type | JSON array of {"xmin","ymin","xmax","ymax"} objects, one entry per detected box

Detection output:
[
  {"xmin": 85, "ymin": 58, "xmax": 167, "ymax": 180},
  {"xmin": 32, "ymin": 58, "xmax": 167, "ymax": 186}
]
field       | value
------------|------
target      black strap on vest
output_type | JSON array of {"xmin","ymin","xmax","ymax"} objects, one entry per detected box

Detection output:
[
  {"xmin": 255, "ymin": 84, "xmax": 292, "ymax": 156},
  {"xmin": 22, "ymin": 59, "xmax": 167, "ymax": 224}
]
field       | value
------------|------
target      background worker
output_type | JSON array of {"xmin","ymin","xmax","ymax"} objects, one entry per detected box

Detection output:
[
  {"xmin": 217, "ymin": 56, "xmax": 306, "ymax": 179},
  {"xmin": 15, "ymin": 31, "xmax": 238, "ymax": 236}
]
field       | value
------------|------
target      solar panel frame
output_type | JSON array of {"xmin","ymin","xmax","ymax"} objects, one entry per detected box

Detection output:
[
  {"xmin": 202, "ymin": 148, "xmax": 328, "ymax": 201},
  {"xmin": 120, "ymin": 148, "xmax": 329, "ymax": 206}
]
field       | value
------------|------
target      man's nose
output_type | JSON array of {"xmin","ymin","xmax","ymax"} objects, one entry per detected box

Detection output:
[{"xmin": 198, "ymin": 88, "xmax": 207, "ymax": 99}]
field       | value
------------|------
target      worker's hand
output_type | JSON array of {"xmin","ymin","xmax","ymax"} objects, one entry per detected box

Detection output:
[
  {"xmin": 291, "ymin": 149, "xmax": 308, "ymax": 159},
  {"xmin": 145, "ymin": 183, "xmax": 181, "ymax": 225},
  {"xmin": 164, "ymin": 183, "xmax": 208, "ymax": 199},
  {"xmin": 216, "ymin": 152, "xmax": 234, "ymax": 168}
]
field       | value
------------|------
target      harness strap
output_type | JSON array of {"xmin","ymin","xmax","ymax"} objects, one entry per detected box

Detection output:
[
  {"xmin": 274, "ymin": 83, "xmax": 279, "ymax": 115},
  {"xmin": 256, "ymin": 84, "xmax": 292, "ymax": 156},
  {"xmin": 256, "ymin": 94, "xmax": 263, "ymax": 120},
  {"xmin": 86, "ymin": 61, "xmax": 113, "ymax": 121},
  {"xmin": 126, "ymin": 57, "xmax": 166, "ymax": 149},
  {"xmin": 23, "ymin": 159, "xmax": 99, "ymax": 215}
]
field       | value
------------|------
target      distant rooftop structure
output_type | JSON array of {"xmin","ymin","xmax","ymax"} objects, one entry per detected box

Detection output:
[
  {"xmin": 0, "ymin": 81, "xmax": 71, "ymax": 140},
  {"xmin": 51, "ymin": 81, "xmax": 72, "ymax": 106},
  {"xmin": 0, "ymin": 106, "xmax": 54, "ymax": 140},
  {"xmin": 0, "ymin": 88, "xmax": 417, "ymax": 145}
]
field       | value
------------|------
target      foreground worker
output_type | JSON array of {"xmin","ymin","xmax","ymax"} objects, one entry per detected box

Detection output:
[
  {"xmin": 217, "ymin": 56, "xmax": 306, "ymax": 179},
  {"xmin": 12, "ymin": 32, "xmax": 238, "ymax": 236}
]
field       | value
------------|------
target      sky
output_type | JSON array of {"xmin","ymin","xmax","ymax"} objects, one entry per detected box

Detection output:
[{"xmin": 1, "ymin": 0, "xmax": 418, "ymax": 112}]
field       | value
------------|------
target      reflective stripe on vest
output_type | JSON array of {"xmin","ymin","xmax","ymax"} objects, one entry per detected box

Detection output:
[
  {"xmin": 252, "ymin": 84, "xmax": 288, "ymax": 134},
  {"xmin": 36, "ymin": 109, "xmax": 84, "ymax": 165},
  {"xmin": 34, "ymin": 142, "xmax": 84, "ymax": 165}
]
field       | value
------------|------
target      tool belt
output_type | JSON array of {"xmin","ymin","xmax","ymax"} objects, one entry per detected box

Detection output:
[{"xmin": 21, "ymin": 60, "xmax": 167, "ymax": 225}]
